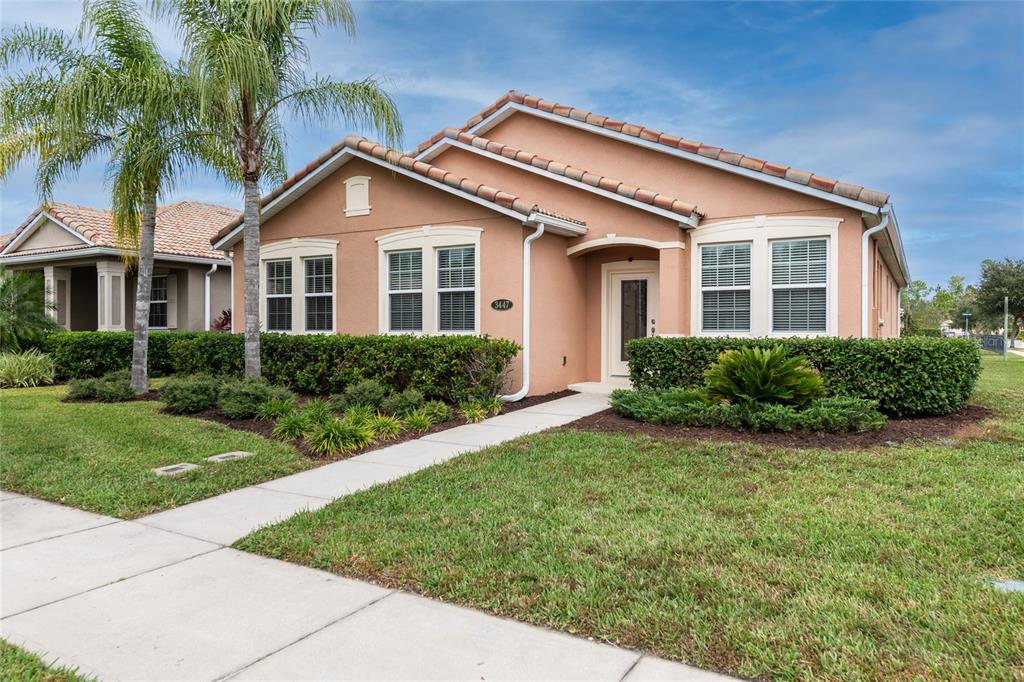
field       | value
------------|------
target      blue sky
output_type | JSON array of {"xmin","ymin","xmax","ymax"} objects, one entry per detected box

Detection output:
[{"xmin": 1, "ymin": 1, "xmax": 1021, "ymax": 287}]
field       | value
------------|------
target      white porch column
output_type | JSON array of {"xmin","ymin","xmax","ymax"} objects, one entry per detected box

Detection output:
[
  {"xmin": 42, "ymin": 266, "xmax": 72, "ymax": 329},
  {"xmin": 96, "ymin": 260, "xmax": 127, "ymax": 331}
]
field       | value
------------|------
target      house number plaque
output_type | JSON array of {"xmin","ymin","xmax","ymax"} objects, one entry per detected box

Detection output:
[{"xmin": 491, "ymin": 299, "xmax": 514, "ymax": 311}]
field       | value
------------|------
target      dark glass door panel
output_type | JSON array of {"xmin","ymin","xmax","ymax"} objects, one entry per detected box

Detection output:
[{"xmin": 620, "ymin": 279, "xmax": 648, "ymax": 361}]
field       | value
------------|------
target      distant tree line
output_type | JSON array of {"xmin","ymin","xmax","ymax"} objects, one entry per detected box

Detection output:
[{"xmin": 903, "ymin": 258, "xmax": 1023, "ymax": 339}]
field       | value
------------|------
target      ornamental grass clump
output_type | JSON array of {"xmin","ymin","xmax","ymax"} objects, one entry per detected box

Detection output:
[
  {"xmin": 403, "ymin": 409, "xmax": 434, "ymax": 432},
  {"xmin": 705, "ymin": 345, "xmax": 824, "ymax": 408},
  {"xmin": 368, "ymin": 413, "xmax": 403, "ymax": 440},
  {"xmin": 0, "ymin": 349, "xmax": 55, "ymax": 387},
  {"xmin": 300, "ymin": 399, "xmax": 335, "ymax": 426},
  {"xmin": 307, "ymin": 417, "xmax": 374, "ymax": 456},
  {"xmin": 273, "ymin": 412, "xmax": 313, "ymax": 440},
  {"xmin": 257, "ymin": 395, "xmax": 295, "ymax": 421}
]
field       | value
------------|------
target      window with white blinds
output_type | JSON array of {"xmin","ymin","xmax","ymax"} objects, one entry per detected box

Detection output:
[
  {"xmin": 265, "ymin": 259, "xmax": 292, "ymax": 331},
  {"xmin": 701, "ymin": 243, "xmax": 751, "ymax": 332},
  {"xmin": 304, "ymin": 257, "xmax": 333, "ymax": 332},
  {"xmin": 388, "ymin": 250, "xmax": 423, "ymax": 332},
  {"xmin": 149, "ymin": 276, "xmax": 168, "ymax": 328},
  {"xmin": 437, "ymin": 246, "xmax": 475, "ymax": 332},
  {"xmin": 771, "ymin": 238, "xmax": 827, "ymax": 333}
]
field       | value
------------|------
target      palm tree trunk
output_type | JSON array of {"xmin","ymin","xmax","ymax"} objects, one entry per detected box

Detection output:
[
  {"xmin": 242, "ymin": 176, "xmax": 261, "ymax": 377},
  {"xmin": 130, "ymin": 190, "xmax": 157, "ymax": 395}
]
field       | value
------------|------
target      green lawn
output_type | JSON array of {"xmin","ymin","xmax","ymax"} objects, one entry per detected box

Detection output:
[
  {"xmin": 237, "ymin": 354, "xmax": 1024, "ymax": 681},
  {"xmin": 0, "ymin": 386, "xmax": 310, "ymax": 518},
  {"xmin": 0, "ymin": 640, "xmax": 94, "ymax": 682}
]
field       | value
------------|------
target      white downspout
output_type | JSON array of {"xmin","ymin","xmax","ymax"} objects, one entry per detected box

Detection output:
[
  {"xmin": 204, "ymin": 263, "xmax": 219, "ymax": 331},
  {"xmin": 501, "ymin": 222, "xmax": 545, "ymax": 402},
  {"xmin": 861, "ymin": 209, "xmax": 891, "ymax": 338}
]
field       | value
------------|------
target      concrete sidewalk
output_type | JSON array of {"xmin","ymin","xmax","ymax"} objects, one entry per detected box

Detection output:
[{"xmin": 1, "ymin": 393, "xmax": 732, "ymax": 681}]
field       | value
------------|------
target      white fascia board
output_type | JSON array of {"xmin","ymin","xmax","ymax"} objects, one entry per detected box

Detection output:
[
  {"xmin": 439, "ymin": 138, "xmax": 698, "ymax": 228},
  {"xmin": 213, "ymin": 147, "xmax": 588, "ymax": 250},
  {"xmin": 1, "ymin": 211, "xmax": 93, "ymax": 255},
  {"xmin": 429, "ymin": 102, "xmax": 884, "ymax": 216},
  {"xmin": 0, "ymin": 246, "xmax": 230, "ymax": 266}
]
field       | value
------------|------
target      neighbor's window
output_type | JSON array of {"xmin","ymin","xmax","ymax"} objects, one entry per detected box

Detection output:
[
  {"xmin": 304, "ymin": 256, "xmax": 333, "ymax": 332},
  {"xmin": 388, "ymin": 249, "xmax": 423, "ymax": 332},
  {"xmin": 701, "ymin": 243, "xmax": 751, "ymax": 332},
  {"xmin": 437, "ymin": 246, "xmax": 476, "ymax": 332},
  {"xmin": 771, "ymin": 238, "xmax": 827, "ymax": 333},
  {"xmin": 265, "ymin": 259, "xmax": 292, "ymax": 331},
  {"xmin": 149, "ymin": 275, "xmax": 168, "ymax": 328}
]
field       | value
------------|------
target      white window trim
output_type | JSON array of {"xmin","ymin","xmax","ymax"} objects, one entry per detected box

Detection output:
[
  {"xmin": 699, "ymin": 242, "xmax": 752, "ymax": 335},
  {"xmin": 689, "ymin": 216, "xmax": 841, "ymax": 337},
  {"xmin": 377, "ymin": 226, "xmax": 482, "ymax": 335},
  {"xmin": 344, "ymin": 175, "xmax": 371, "ymax": 217},
  {"xmin": 259, "ymin": 238, "xmax": 338, "ymax": 334}
]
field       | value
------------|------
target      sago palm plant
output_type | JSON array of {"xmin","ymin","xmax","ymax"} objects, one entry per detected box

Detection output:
[
  {"xmin": 159, "ymin": 0, "xmax": 403, "ymax": 377},
  {"xmin": 704, "ymin": 345, "xmax": 825, "ymax": 407}
]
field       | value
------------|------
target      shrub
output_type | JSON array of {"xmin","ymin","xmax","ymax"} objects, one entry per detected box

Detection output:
[
  {"xmin": 258, "ymin": 396, "xmax": 295, "ymax": 421},
  {"xmin": 627, "ymin": 336, "xmax": 981, "ymax": 417},
  {"xmin": 403, "ymin": 410, "xmax": 433, "ymax": 432},
  {"xmin": 94, "ymin": 371, "xmax": 133, "ymax": 402},
  {"xmin": 611, "ymin": 389, "xmax": 886, "ymax": 433},
  {"xmin": 341, "ymin": 379, "xmax": 389, "ymax": 410},
  {"xmin": 914, "ymin": 328, "xmax": 943, "ymax": 338},
  {"xmin": 380, "ymin": 388, "xmax": 424, "ymax": 416},
  {"xmin": 459, "ymin": 402, "xmax": 488, "ymax": 423},
  {"xmin": 160, "ymin": 374, "xmax": 221, "ymax": 414},
  {"xmin": 273, "ymin": 412, "xmax": 312, "ymax": 440},
  {"xmin": 218, "ymin": 378, "xmax": 274, "ymax": 420},
  {"xmin": 421, "ymin": 400, "xmax": 452, "ymax": 424},
  {"xmin": 0, "ymin": 349, "xmax": 55, "ymax": 387},
  {"xmin": 368, "ymin": 413, "xmax": 403, "ymax": 440},
  {"xmin": 170, "ymin": 332, "xmax": 519, "ymax": 402},
  {"xmin": 67, "ymin": 377, "xmax": 101, "ymax": 400},
  {"xmin": 705, "ymin": 346, "xmax": 824, "ymax": 408},
  {"xmin": 40, "ymin": 331, "xmax": 205, "ymax": 379},
  {"xmin": 307, "ymin": 417, "xmax": 374, "ymax": 456}
]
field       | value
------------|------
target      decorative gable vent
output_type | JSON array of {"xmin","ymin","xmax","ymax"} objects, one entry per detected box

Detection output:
[{"xmin": 344, "ymin": 176, "xmax": 371, "ymax": 217}]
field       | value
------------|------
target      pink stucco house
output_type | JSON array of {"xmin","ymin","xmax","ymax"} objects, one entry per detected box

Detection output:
[{"xmin": 212, "ymin": 91, "xmax": 909, "ymax": 396}]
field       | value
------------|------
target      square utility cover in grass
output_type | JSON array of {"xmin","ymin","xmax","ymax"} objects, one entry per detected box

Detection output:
[
  {"xmin": 238, "ymin": 355, "xmax": 1024, "ymax": 681},
  {"xmin": 0, "ymin": 386, "xmax": 309, "ymax": 518}
]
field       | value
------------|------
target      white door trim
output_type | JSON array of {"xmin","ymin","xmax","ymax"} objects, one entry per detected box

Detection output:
[{"xmin": 601, "ymin": 260, "xmax": 659, "ymax": 381}]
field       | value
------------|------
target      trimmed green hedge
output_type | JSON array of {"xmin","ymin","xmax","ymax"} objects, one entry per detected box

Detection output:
[
  {"xmin": 40, "ymin": 331, "xmax": 205, "ymax": 379},
  {"xmin": 40, "ymin": 331, "xmax": 519, "ymax": 403},
  {"xmin": 627, "ymin": 336, "xmax": 981, "ymax": 417}
]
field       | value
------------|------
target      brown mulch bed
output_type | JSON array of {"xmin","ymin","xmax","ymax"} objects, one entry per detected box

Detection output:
[
  {"xmin": 560, "ymin": 405, "xmax": 993, "ymax": 451},
  {"xmin": 186, "ymin": 389, "xmax": 579, "ymax": 461}
]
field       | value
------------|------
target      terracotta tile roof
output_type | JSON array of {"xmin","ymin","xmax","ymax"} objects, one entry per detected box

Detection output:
[
  {"xmin": 3, "ymin": 201, "xmax": 237, "ymax": 260},
  {"xmin": 211, "ymin": 135, "xmax": 585, "ymax": 245},
  {"xmin": 441, "ymin": 128, "xmax": 703, "ymax": 220},
  {"xmin": 414, "ymin": 90, "xmax": 890, "ymax": 209}
]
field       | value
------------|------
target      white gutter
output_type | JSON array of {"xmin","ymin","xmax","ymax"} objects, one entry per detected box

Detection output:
[
  {"xmin": 204, "ymin": 262, "xmax": 219, "ymax": 330},
  {"xmin": 501, "ymin": 222, "xmax": 546, "ymax": 402},
  {"xmin": 861, "ymin": 208, "xmax": 891, "ymax": 338}
]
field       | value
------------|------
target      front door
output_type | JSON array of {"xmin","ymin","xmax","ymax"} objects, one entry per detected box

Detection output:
[{"xmin": 608, "ymin": 269, "xmax": 659, "ymax": 377}]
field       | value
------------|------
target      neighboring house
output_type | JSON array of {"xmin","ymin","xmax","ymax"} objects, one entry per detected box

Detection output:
[
  {"xmin": 1, "ymin": 201, "xmax": 236, "ymax": 332},
  {"xmin": 211, "ymin": 90, "xmax": 910, "ymax": 395}
]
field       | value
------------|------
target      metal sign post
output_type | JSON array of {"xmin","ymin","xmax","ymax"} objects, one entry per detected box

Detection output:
[
  {"xmin": 1005, "ymin": 296, "xmax": 1010, "ymax": 361},
  {"xmin": 962, "ymin": 311, "xmax": 972, "ymax": 336}
]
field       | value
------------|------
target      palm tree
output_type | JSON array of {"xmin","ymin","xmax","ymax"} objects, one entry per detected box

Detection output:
[
  {"xmin": 161, "ymin": 0, "xmax": 403, "ymax": 377},
  {"xmin": 0, "ymin": 268, "xmax": 58, "ymax": 351},
  {"xmin": 0, "ymin": 0, "xmax": 233, "ymax": 393}
]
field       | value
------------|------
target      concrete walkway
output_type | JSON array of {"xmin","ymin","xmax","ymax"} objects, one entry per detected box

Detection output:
[{"xmin": 1, "ymin": 393, "xmax": 731, "ymax": 681}]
